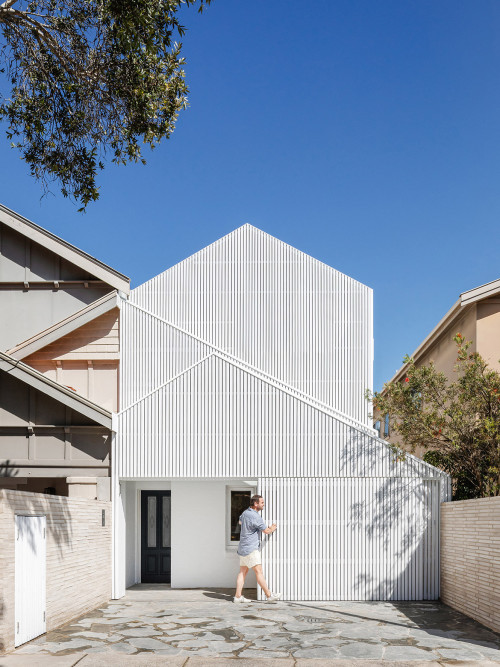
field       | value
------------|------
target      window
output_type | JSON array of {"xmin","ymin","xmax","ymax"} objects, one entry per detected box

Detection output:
[
  {"xmin": 229, "ymin": 490, "xmax": 251, "ymax": 542},
  {"xmin": 384, "ymin": 414, "xmax": 390, "ymax": 437},
  {"xmin": 373, "ymin": 420, "xmax": 381, "ymax": 437},
  {"xmin": 411, "ymin": 389, "xmax": 422, "ymax": 409}
]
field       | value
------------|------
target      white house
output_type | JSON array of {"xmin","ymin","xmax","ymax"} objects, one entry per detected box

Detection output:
[{"xmin": 112, "ymin": 224, "xmax": 450, "ymax": 601}]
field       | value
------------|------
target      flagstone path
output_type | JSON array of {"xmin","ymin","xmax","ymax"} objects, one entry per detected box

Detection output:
[{"xmin": 8, "ymin": 586, "xmax": 500, "ymax": 663}]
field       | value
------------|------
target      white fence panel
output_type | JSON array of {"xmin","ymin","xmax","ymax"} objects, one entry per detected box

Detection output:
[
  {"xmin": 259, "ymin": 477, "xmax": 441, "ymax": 601},
  {"xmin": 15, "ymin": 515, "xmax": 46, "ymax": 646}
]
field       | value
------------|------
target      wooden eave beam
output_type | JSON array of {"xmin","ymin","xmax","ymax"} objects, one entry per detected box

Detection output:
[
  {"xmin": 0, "ymin": 353, "xmax": 112, "ymax": 429},
  {"xmin": 8, "ymin": 291, "xmax": 119, "ymax": 359},
  {"xmin": 0, "ymin": 204, "xmax": 130, "ymax": 294}
]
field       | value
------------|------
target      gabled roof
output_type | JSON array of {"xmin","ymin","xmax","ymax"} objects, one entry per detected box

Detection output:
[
  {"xmin": 7, "ymin": 291, "xmax": 119, "ymax": 360},
  {"xmin": 0, "ymin": 203, "xmax": 130, "ymax": 294},
  {"xmin": 386, "ymin": 276, "xmax": 500, "ymax": 385},
  {"xmin": 135, "ymin": 223, "xmax": 371, "ymax": 293},
  {"xmin": 461, "ymin": 277, "xmax": 500, "ymax": 306},
  {"xmin": 0, "ymin": 351, "xmax": 112, "ymax": 429}
]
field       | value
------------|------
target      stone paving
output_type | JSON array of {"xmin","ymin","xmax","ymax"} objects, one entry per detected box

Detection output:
[{"xmin": 9, "ymin": 586, "xmax": 500, "ymax": 663}]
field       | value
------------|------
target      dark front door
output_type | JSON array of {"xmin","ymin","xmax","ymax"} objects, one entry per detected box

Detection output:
[{"xmin": 141, "ymin": 491, "xmax": 171, "ymax": 583}]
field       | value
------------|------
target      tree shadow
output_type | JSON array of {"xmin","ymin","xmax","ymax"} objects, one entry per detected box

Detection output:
[
  {"xmin": 0, "ymin": 460, "xmax": 18, "ymax": 478},
  {"xmin": 1, "ymin": 487, "xmax": 74, "ymax": 559},
  {"xmin": 392, "ymin": 601, "xmax": 500, "ymax": 651},
  {"xmin": 0, "ymin": 488, "xmax": 75, "ymax": 652},
  {"xmin": 337, "ymin": 430, "xmax": 443, "ymax": 602}
]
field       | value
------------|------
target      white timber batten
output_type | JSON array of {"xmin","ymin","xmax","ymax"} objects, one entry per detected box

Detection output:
[
  {"xmin": 119, "ymin": 300, "xmax": 373, "ymax": 433},
  {"xmin": 129, "ymin": 224, "xmax": 373, "ymax": 424},
  {"xmin": 117, "ymin": 347, "xmax": 448, "ymax": 484},
  {"xmin": 259, "ymin": 477, "xmax": 442, "ymax": 601},
  {"xmin": 114, "ymin": 224, "xmax": 451, "ymax": 602}
]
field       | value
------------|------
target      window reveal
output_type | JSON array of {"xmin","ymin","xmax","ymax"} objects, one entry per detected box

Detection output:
[{"xmin": 230, "ymin": 490, "xmax": 251, "ymax": 541}]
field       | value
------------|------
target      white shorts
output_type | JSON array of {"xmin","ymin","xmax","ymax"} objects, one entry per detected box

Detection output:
[{"xmin": 239, "ymin": 549, "xmax": 262, "ymax": 568}]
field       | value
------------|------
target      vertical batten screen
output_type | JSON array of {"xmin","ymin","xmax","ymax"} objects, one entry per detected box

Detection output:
[
  {"xmin": 258, "ymin": 477, "xmax": 441, "ymax": 602},
  {"xmin": 129, "ymin": 224, "xmax": 373, "ymax": 424},
  {"xmin": 117, "ymin": 353, "xmax": 449, "ymax": 484}
]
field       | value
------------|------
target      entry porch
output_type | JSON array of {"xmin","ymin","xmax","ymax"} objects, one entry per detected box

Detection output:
[{"xmin": 113, "ymin": 479, "xmax": 258, "ymax": 597}]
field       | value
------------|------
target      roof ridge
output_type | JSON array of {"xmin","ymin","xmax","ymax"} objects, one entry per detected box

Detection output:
[{"xmin": 132, "ymin": 223, "xmax": 371, "ymax": 294}]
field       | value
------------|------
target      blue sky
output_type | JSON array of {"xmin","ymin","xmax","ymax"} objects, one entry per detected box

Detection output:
[{"xmin": 1, "ymin": 0, "xmax": 499, "ymax": 390}]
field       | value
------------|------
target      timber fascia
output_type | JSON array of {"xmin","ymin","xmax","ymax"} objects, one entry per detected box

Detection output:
[
  {"xmin": 0, "ymin": 203, "xmax": 130, "ymax": 294},
  {"xmin": 7, "ymin": 291, "xmax": 119, "ymax": 359},
  {"xmin": 0, "ymin": 351, "xmax": 112, "ymax": 429}
]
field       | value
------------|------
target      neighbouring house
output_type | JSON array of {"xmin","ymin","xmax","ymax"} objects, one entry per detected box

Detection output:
[
  {"xmin": 0, "ymin": 203, "xmax": 129, "ymax": 497},
  {"xmin": 0, "ymin": 204, "xmax": 130, "ymax": 652},
  {"xmin": 112, "ymin": 224, "xmax": 450, "ymax": 602},
  {"xmin": 374, "ymin": 278, "xmax": 500, "ymax": 453}
]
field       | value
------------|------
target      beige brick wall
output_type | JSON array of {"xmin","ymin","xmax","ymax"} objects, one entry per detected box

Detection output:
[
  {"xmin": 0, "ymin": 489, "xmax": 111, "ymax": 654},
  {"xmin": 441, "ymin": 496, "xmax": 500, "ymax": 634}
]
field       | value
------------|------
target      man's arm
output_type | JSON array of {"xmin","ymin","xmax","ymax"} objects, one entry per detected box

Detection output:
[{"xmin": 262, "ymin": 523, "xmax": 277, "ymax": 535}]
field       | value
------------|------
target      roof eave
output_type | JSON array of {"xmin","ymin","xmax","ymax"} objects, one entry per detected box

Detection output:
[
  {"xmin": 7, "ymin": 291, "xmax": 120, "ymax": 359},
  {"xmin": 384, "ymin": 298, "xmax": 463, "ymax": 386},
  {"xmin": 0, "ymin": 203, "xmax": 130, "ymax": 294},
  {"xmin": 460, "ymin": 278, "xmax": 500, "ymax": 306},
  {"xmin": 0, "ymin": 351, "xmax": 112, "ymax": 429}
]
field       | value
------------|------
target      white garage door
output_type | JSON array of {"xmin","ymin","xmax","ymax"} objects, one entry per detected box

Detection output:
[{"xmin": 258, "ymin": 477, "xmax": 440, "ymax": 601}]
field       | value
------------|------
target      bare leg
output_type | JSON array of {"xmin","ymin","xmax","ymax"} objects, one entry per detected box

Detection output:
[
  {"xmin": 235, "ymin": 566, "xmax": 249, "ymax": 598},
  {"xmin": 253, "ymin": 564, "xmax": 271, "ymax": 598}
]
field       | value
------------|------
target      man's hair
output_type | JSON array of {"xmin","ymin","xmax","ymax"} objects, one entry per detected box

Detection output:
[{"xmin": 250, "ymin": 494, "xmax": 263, "ymax": 508}]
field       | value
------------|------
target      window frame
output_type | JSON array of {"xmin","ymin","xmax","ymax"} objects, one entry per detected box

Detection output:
[
  {"xmin": 384, "ymin": 413, "xmax": 390, "ymax": 438},
  {"xmin": 225, "ymin": 485, "xmax": 256, "ymax": 549}
]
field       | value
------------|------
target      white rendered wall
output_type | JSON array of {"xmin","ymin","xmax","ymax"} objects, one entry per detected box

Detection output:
[{"xmin": 171, "ymin": 480, "xmax": 257, "ymax": 589}]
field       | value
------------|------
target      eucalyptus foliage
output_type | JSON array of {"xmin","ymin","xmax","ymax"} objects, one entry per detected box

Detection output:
[
  {"xmin": 0, "ymin": 0, "xmax": 210, "ymax": 208},
  {"xmin": 368, "ymin": 334, "xmax": 500, "ymax": 499}
]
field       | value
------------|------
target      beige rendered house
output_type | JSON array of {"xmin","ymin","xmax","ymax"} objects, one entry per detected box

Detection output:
[{"xmin": 375, "ymin": 278, "xmax": 500, "ymax": 449}]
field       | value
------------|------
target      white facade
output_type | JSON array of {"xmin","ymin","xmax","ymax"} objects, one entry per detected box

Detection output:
[
  {"xmin": 128, "ymin": 223, "xmax": 373, "ymax": 424},
  {"xmin": 113, "ymin": 225, "xmax": 450, "ymax": 601}
]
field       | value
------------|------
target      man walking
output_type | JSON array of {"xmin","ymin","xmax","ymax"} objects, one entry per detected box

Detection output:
[{"xmin": 234, "ymin": 494, "xmax": 282, "ymax": 603}]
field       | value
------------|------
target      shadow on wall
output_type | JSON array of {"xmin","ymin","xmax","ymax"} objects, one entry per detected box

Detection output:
[
  {"xmin": 340, "ymin": 431, "xmax": 439, "ymax": 601},
  {"xmin": 0, "ymin": 469, "xmax": 75, "ymax": 649},
  {"xmin": 1, "ymin": 477, "xmax": 74, "ymax": 558},
  {"xmin": 0, "ymin": 460, "xmax": 18, "ymax": 479},
  {"xmin": 351, "ymin": 478, "xmax": 434, "ymax": 600}
]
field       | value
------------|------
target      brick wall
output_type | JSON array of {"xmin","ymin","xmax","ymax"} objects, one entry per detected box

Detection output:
[
  {"xmin": 0, "ymin": 489, "xmax": 111, "ymax": 654},
  {"xmin": 441, "ymin": 496, "xmax": 500, "ymax": 634}
]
